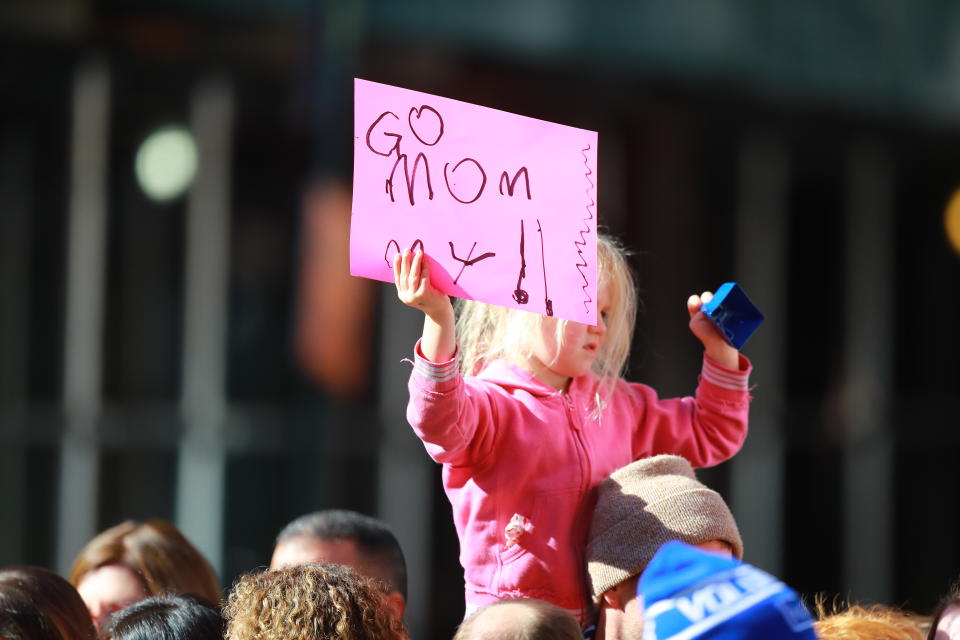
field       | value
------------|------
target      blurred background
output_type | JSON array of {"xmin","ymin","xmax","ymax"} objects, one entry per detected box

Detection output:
[{"xmin": 2, "ymin": 1, "xmax": 960, "ymax": 638}]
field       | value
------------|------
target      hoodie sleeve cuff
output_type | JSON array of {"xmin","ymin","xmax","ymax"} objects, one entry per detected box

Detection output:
[
  {"xmin": 701, "ymin": 354, "xmax": 751, "ymax": 392},
  {"xmin": 413, "ymin": 339, "xmax": 460, "ymax": 384}
]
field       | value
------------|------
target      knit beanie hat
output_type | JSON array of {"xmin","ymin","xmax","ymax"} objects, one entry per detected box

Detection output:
[
  {"xmin": 639, "ymin": 541, "xmax": 817, "ymax": 639},
  {"xmin": 586, "ymin": 455, "xmax": 743, "ymax": 603}
]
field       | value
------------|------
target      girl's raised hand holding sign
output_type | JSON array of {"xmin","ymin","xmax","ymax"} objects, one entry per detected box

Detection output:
[{"xmin": 393, "ymin": 248, "xmax": 455, "ymax": 363}]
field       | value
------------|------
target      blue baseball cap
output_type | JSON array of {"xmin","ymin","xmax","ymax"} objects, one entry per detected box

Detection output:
[{"xmin": 638, "ymin": 541, "xmax": 817, "ymax": 640}]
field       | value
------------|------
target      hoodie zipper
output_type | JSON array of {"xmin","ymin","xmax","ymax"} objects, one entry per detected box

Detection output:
[
  {"xmin": 563, "ymin": 394, "xmax": 592, "ymax": 491},
  {"xmin": 563, "ymin": 392, "xmax": 594, "ymax": 615}
]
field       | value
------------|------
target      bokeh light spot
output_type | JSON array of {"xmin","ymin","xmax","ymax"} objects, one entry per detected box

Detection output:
[
  {"xmin": 135, "ymin": 126, "xmax": 198, "ymax": 202},
  {"xmin": 947, "ymin": 188, "xmax": 960, "ymax": 256}
]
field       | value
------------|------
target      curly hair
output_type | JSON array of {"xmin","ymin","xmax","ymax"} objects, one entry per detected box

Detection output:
[
  {"xmin": 814, "ymin": 598, "xmax": 927, "ymax": 640},
  {"xmin": 224, "ymin": 564, "xmax": 406, "ymax": 640}
]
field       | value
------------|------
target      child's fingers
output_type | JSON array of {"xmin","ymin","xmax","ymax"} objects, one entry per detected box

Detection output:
[
  {"xmin": 399, "ymin": 248, "xmax": 411, "ymax": 288},
  {"xmin": 687, "ymin": 291, "xmax": 715, "ymax": 319},
  {"xmin": 393, "ymin": 252, "xmax": 403, "ymax": 288},
  {"xmin": 415, "ymin": 257, "xmax": 430, "ymax": 298},
  {"xmin": 411, "ymin": 249, "xmax": 424, "ymax": 287}
]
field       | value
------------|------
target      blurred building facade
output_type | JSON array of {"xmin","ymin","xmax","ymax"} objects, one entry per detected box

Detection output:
[{"xmin": 2, "ymin": 2, "xmax": 960, "ymax": 639}]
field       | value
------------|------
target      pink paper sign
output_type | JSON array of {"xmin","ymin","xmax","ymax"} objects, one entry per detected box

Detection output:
[{"xmin": 350, "ymin": 78, "xmax": 599, "ymax": 324}]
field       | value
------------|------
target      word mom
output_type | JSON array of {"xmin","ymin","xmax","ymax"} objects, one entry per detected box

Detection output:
[{"xmin": 365, "ymin": 105, "xmax": 533, "ymax": 207}]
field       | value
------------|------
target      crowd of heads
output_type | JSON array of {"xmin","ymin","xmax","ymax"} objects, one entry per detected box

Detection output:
[
  {"xmin": 3, "ymin": 461, "xmax": 960, "ymax": 639},
  {"xmin": 2, "ymin": 512, "xmax": 409, "ymax": 640}
]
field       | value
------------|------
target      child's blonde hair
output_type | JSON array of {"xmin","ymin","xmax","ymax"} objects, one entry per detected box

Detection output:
[{"xmin": 456, "ymin": 233, "xmax": 636, "ymax": 408}]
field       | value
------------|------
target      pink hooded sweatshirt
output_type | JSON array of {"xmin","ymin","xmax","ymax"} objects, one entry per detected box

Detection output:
[{"xmin": 406, "ymin": 342, "xmax": 751, "ymax": 620}]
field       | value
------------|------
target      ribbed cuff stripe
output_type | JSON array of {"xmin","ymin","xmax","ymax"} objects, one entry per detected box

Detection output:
[
  {"xmin": 414, "ymin": 357, "xmax": 458, "ymax": 383},
  {"xmin": 701, "ymin": 358, "xmax": 749, "ymax": 391},
  {"xmin": 413, "ymin": 340, "xmax": 460, "ymax": 383}
]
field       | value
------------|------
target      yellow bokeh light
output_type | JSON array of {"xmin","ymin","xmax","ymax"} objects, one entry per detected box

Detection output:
[{"xmin": 947, "ymin": 188, "xmax": 960, "ymax": 256}]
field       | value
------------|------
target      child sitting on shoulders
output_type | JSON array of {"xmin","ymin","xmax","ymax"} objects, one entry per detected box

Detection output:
[{"xmin": 393, "ymin": 234, "xmax": 752, "ymax": 622}]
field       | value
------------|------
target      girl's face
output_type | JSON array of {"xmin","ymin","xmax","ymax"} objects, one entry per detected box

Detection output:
[{"xmin": 525, "ymin": 283, "xmax": 611, "ymax": 391}]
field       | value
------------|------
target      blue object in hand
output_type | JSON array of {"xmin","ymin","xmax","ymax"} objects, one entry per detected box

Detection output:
[{"xmin": 700, "ymin": 283, "xmax": 764, "ymax": 350}]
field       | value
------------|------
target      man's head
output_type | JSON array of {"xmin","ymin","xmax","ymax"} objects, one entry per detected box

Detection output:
[
  {"xmin": 270, "ymin": 510, "xmax": 407, "ymax": 621},
  {"xmin": 453, "ymin": 599, "xmax": 582, "ymax": 640},
  {"xmin": 586, "ymin": 455, "xmax": 743, "ymax": 639}
]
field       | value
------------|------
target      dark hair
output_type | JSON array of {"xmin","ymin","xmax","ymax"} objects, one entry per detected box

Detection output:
[
  {"xmin": 100, "ymin": 595, "xmax": 223, "ymax": 640},
  {"xmin": 928, "ymin": 581, "xmax": 960, "ymax": 640},
  {"xmin": 275, "ymin": 510, "xmax": 407, "ymax": 598},
  {"xmin": 0, "ymin": 566, "xmax": 96, "ymax": 640},
  {"xmin": 453, "ymin": 599, "xmax": 582, "ymax": 640},
  {"xmin": 68, "ymin": 520, "xmax": 221, "ymax": 605}
]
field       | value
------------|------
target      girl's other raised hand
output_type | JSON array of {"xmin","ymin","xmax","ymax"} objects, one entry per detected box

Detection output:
[{"xmin": 687, "ymin": 291, "xmax": 741, "ymax": 370}]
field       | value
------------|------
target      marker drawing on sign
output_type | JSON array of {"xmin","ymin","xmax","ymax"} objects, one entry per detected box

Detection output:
[
  {"xmin": 363, "ymin": 99, "xmax": 533, "ymax": 209},
  {"xmin": 574, "ymin": 144, "xmax": 595, "ymax": 313},
  {"xmin": 407, "ymin": 105, "xmax": 444, "ymax": 145},
  {"xmin": 512, "ymin": 220, "xmax": 529, "ymax": 304},
  {"xmin": 384, "ymin": 238, "xmax": 424, "ymax": 267},
  {"xmin": 365, "ymin": 111, "xmax": 402, "ymax": 157},
  {"xmin": 353, "ymin": 79, "xmax": 599, "ymax": 323},
  {"xmin": 449, "ymin": 241, "xmax": 496, "ymax": 285},
  {"xmin": 365, "ymin": 109, "xmax": 436, "ymax": 206},
  {"xmin": 536, "ymin": 219, "xmax": 553, "ymax": 317},
  {"xmin": 444, "ymin": 158, "xmax": 487, "ymax": 204},
  {"xmin": 499, "ymin": 167, "xmax": 532, "ymax": 199}
]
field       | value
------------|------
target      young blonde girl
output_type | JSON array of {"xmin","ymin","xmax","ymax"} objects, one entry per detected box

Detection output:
[{"xmin": 393, "ymin": 234, "xmax": 751, "ymax": 622}]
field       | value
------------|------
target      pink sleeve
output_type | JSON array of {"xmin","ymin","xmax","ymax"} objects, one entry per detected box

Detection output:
[
  {"xmin": 405, "ymin": 339, "xmax": 498, "ymax": 466},
  {"xmin": 629, "ymin": 354, "xmax": 753, "ymax": 467}
]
